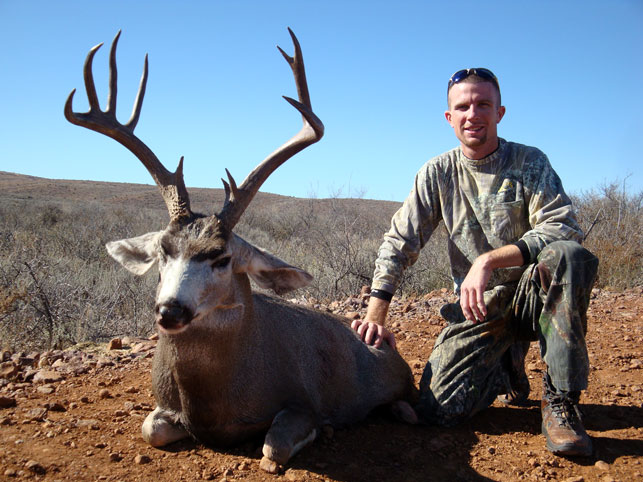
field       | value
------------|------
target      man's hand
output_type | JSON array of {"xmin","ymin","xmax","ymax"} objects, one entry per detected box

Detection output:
[
  {"xmin": 460, "ymin": 244, "xmax": 525, "ymax": 323},
  {"xmin": 460, "ymin": 255, "xmax": 492, "ymax": 323},
  {"xmin": 351, "ymin": 295, "xmax": 396, "ymax": 350},
  {"xmin": 351, "ymin": 319, "xmax": 397, "ymax": 351}
]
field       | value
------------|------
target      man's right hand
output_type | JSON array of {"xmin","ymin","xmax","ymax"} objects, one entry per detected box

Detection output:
[{"xmin": 351, "ymin": 319, "xmax": 397, "ymax": 351}]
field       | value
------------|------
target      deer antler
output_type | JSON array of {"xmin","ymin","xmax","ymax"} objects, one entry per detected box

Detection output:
[
  {"xmin": 217, "ymin": 28, "xmax": 324, "ymax": 232},
  {"xmin": 65, "ymin": 31, "xmax": 192, "ymax": 221}
]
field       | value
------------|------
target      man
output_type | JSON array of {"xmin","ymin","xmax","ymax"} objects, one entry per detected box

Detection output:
[{"xmin": 352, "ymin": 68, "xmax": 598, "ymax": 456}]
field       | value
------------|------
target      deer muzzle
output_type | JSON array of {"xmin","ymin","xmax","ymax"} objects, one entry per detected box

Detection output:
[{"xmin": 156, "ymin": 301, "xmax": 194, "ymax": 333}]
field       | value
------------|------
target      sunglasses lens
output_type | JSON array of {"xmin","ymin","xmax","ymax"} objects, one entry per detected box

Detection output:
[
  {"xmin": 474, "ymin": 68, "xmax": 497, "ymax": 82},
  {"xmin": 449, "ymin": 69, "xmax": 469, "ymax": 86},
  {"xmin": 448, "ymin": 68, "xmax": 498, "ymax": 89}
]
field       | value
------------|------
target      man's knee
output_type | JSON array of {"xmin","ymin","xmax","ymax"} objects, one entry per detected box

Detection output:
[{"xmin": 537, "ymin": 241, "xmax": 598, "ymax": 284}]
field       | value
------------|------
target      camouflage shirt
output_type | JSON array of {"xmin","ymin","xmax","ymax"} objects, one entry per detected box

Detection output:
[{"xmin": 372, "ymin": 138, "xmax": 583, "ymax": 295}]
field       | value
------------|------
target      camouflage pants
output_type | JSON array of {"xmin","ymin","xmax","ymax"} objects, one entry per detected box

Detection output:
[{"xmin": 415, "ymin": 241, "xmax": 598, "ymax": 426}]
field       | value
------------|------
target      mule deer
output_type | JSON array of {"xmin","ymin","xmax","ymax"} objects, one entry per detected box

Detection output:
[{"xmin": 65, "ymin": 29, "xmax": 417, "ymax": 472}]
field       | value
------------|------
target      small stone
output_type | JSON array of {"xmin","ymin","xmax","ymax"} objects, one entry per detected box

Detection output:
[
  {"xmin": 595, "ymin": 460, "xmax": 609, "ymax": 471},
  {"xmin": 26, "ymin": 408, "xmax": 48, "ymax": 422},
  {"xmin": 109, "ymin": 452, "xmax": 122, "ymax": 462},
  {"xmin": 25, "ymin": 460, "xmax": 46, "ymax": 474},
  {"xmin": 260, "ymin": 456, "xmax": 281, "ymax": 474},
  {"xmin": 285, "ymin": 469, "xmax": 300, "ymax": 481},
  {"xmin": 44, "ymin": 402, "xmax": 66, "ymax": 412},
  {"xmin": 33, "ymin": 370, "xmax": 64, "ymax": 384},
  {"xmin": 0, "ymin": 396, "xmax": 16, "ymax": 408},
  {"xmin": 0, "ymin": 362, "xmax": 20, "ymax": 379},
  {"xmin": 98, "ymin": 388, "xmax": 112, "ymax": 399},
  {"xmin": 108, "ymin": 338, "xmax": 122, "ymax": 350},
  {"xmin": 4, "ymin": 468, "xmax": 17, "ymax": 477},
  {"xmin": 37, "ymin": 385, "xmax": 55, "ymax": 395},
  {"xmin": 134, "ymin": 454, "xmax": 151, "ymax": 465},
  {"xmin": 344, "ymin": 311, "xmax": 360, "ymax": 320}
]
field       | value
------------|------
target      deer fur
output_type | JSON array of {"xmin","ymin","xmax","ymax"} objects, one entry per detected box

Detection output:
[{"xmin": 107, "ymin": 215, "xmax": 417, "ymax": 471}]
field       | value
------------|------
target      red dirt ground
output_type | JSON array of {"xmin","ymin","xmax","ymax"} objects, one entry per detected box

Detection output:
[{"xmin": 1, "ymin": 287, "xmax": 641, "ymax": 481}]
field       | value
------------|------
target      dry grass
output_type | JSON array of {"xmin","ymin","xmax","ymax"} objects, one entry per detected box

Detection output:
[{"xmin": 0, "ymin": 171, "xmax": 639, "ymax": 351}]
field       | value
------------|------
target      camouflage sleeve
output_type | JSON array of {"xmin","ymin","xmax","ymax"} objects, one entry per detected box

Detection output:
[
  {"xmin": 520, "ymin": 152, "xmax": 583, "ymax": 263},
  {"xmin": 371, "ymin": 162, "xmax": 442, "ymax": 294}
]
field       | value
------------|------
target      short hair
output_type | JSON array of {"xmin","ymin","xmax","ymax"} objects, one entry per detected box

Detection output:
[{"xmin": 447, "ymin": 72, "xmax": 502, "ymax": 107}]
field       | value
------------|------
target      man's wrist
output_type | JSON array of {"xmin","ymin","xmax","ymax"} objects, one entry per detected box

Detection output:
[{"xmin": 370, "ymin": 288, "xmax": 393, "ymax": 302}]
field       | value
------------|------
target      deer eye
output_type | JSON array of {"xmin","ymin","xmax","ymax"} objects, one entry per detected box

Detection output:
[{"xmin": 210, "ymin": 256, "xmax": 231, "ymax": 269}]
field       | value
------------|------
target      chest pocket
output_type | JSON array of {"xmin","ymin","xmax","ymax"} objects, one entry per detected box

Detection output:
[{"xmin": 490, "ymin": 200, "xmax": 526, "ymax": 243}]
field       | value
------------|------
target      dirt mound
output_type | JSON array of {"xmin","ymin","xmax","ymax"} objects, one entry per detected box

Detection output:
[{"xmin": 1, "ymin": 288, "xmax": 641, "ymax": 481}]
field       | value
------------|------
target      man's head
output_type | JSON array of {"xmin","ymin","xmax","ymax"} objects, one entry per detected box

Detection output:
[{"xmin": 445, "ymin": 68, "xmax": 505, "ymax": 160}]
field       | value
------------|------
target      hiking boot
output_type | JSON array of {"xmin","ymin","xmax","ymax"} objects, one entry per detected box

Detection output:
[
  {"xmin": 497, "ymin": 341, "xmax": 530, "ymax": 406},
  {"xmin": 541, "ymin": 373, "xmax": 592, "ymax": 456}
]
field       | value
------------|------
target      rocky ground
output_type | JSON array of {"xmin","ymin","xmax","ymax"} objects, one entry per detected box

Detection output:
[{"xmin": 0, "ymin": 288, "xmax": 641, "ymax": 482}]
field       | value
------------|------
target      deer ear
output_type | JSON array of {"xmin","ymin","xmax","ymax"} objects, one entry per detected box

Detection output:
[
  {"xmin": 230, "ymin": 234, "xmax": 313, "ymax": 295},
  {"xmin": 106, "ymin": 231, "xmax": 162, "ymax": 275}
]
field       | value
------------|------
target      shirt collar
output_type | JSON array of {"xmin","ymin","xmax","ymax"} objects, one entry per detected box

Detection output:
[{"xmin": 459, "ymin": 138, "xmax": 507, "ymax": 166}]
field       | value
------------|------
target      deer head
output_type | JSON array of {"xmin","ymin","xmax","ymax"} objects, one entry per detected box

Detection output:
[{"xmin": 65, "ymin": 29, "xmax": 323, "ymax": 334}]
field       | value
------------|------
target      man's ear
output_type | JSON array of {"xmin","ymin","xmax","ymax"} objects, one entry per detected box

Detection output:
[
  {"xmin": 496, "ymin": 105, "xmax": 506, "ymax": 123},
  {"xmin": 444, "ymin": 109, "xmax": 452, "ymax": 125},
  {"xmin": 230, "ymin": 234, "xmax": 313, "ymax": 295},
  {"xmin": 106, "ymin": 231, "xmax": 162, "ymax": 275}
]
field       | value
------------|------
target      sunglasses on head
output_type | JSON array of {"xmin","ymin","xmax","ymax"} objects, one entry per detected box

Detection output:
[{"xmin": 448, "ymin": 68, "xmax": 499, "ymax": 90}]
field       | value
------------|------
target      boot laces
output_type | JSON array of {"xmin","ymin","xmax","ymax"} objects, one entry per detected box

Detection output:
[{"xmin": 549, "ymin": 394, "xmax": 582, "ymax": 428}]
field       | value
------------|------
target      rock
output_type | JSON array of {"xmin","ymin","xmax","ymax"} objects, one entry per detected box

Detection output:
[
  {"xmin": 51, "ymin": 359, "xmax": 66, "ymax": 368},
  {"xmin": 595, "ymin": 460, "xmax": 609, "ymax": 471},
  {"xmin": 25, "ymin": 408, "xmax": 48, "ymax": 422},
  {"xmin": 76, "ymin": 419, "xmax": 100, "ymax": 430},
  {"xmin": 344, "ymin": 311, "xmax": 360, "ymax": 320},
  {"xmin": 259, "ymin": 456, "xmax": 281, "ymax": 474},
  {"xmin": 98, "ymin": 388, "xmax": 112, "ymax": 399},
  {"xmin": 109, "ymin": 452, "xmax": 122, "ymax": 462},
  {"xmin": 25, "ymin": 460, "xmax": 46, "ymax": 475},
  {"xmin": 108, "ymin": 338, "xmax": 122, "ymax": 350},
  {"xmin": 0, "ymin": 396, "xmax": 16, "ymax": 408},
  {"xmin": 44, "ymin": 401, "xmax": 66, "ymax": 412},
  {"xmin": 131, "ymin": 342, "xmax": 155, "ymax": 354},
  {"xmin": 0, "ymin": 362, "xmax": 20, "ymax": 379},
  {"xmin": 37, "ymin": 386, "xmax": 55, "ymax": 395},
  {"xmin": 33, "ymin": 370, "xmax": 64, "ymax": 384},
  {"xmin": 134, "ymin": 454, "xmax": 151, "ymax": 464}
]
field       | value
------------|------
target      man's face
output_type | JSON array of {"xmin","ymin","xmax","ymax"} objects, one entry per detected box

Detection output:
[{"xmin": 445, "ymin": 81, "xmax": 505, "ymax": 159}]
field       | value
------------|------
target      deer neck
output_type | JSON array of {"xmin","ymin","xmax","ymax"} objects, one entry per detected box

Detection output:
[{"xmin": 156, "ymin": 272, "xmax": 257, "ymax": 379}]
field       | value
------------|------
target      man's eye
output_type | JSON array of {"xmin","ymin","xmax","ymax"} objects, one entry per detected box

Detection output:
[{"xmin": 211, "ymin": 257, "xmax": 231, "ymax": 269}]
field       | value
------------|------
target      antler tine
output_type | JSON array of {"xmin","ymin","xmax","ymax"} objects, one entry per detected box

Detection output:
[
  {"xmin": 217, "ymin": 28, "xmax": 324, "ymax": 232},
  {"xmin": 64, "ymin": 31, "xmax": 192, "ymax": 222}
]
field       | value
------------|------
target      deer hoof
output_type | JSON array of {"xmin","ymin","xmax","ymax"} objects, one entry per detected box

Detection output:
[{"xmin": 259, "ymin": 456, "xmax": 282, "ymax": 474}]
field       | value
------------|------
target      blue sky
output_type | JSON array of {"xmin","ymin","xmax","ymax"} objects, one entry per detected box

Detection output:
[{"xmin": 1, "ymin": 0, "xmax": 641, "ymax": 202}]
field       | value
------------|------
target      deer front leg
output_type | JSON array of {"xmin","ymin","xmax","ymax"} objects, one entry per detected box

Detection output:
[
  {"xmin": 260, "ymin": 408, "xmax": 318, "ymax": 473},
  {"xmin": 142, "ymin": 406, "xmax": 189, "ymax": 447}
]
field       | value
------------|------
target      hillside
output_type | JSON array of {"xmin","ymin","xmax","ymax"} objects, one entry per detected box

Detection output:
[{"xmin": 0, "ymin": 171, "xmax": 401, "ymax": 221}]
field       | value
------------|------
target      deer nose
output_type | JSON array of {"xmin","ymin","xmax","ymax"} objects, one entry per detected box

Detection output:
[{"xmin": 156, "ymin": 301, "xmax": 193, "ymax": 332}]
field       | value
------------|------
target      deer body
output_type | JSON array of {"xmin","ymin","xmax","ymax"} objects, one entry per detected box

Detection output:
[
  {"xmin": 152, "ymin": 290, "xmax": 414, "ymax": 448},
  {"xmin": 66, "ymin": 29, "xmax": 417, "ymax": 472}
]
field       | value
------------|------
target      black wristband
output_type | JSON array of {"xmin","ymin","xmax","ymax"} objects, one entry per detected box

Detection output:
[
  {"xmin": 513, "ymin": 239, "xmax": 531, "ymax": 265},
  {"xmin": 370, "ymin": 289, "xmax": 393, "ymax": 302}
]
